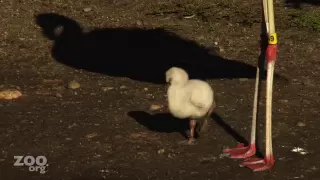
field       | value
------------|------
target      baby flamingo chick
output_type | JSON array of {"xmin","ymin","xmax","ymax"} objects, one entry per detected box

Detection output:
[{"xmin": 166, "ymin": 67, "xmax": 216, "ymax": 145}]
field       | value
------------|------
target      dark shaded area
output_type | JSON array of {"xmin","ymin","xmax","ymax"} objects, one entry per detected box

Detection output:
[
  {"xmin": 127, "ymin": 110, "xmax": 264, "ymax": 158},
  {"xmin": 211, "ymin": 113, "xmax": 247, "ymax": 145},
  {"xmin": 35, "ymin": 13, "xmax": 284, "ymax": 84},
  {"xmin": 211, "ymin": 113, "xmax": 263, "ymax": 158},
  {"xmin": 127, "ymin": 111, "xmax": 189, "ymax": 138},
  {"xmin": 285, "ymin": 0, "xmax": 320, "ymax": 8}
]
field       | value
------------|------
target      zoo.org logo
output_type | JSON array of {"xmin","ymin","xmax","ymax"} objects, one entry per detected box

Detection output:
[{"xmin": 13, "ymin": 155, "xmax": 49, "ymax": 174}]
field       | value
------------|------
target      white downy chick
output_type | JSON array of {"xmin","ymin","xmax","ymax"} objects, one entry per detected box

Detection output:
[{"xmin": 166, "ymin": 67, "xmax": 215, "ymax": 145}]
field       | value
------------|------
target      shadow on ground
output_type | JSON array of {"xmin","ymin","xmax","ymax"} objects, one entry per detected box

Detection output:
[
  {"xmin": 211, "ymin": 113, "xmax": 248, "ymax": 145},
  {"xmin": 35, "ymin": 13, "xmax": 286, "ymax": 84},
  {"xmin": 285, "ymin": 0, "xmax": 320, "ymax": 8},
  {"xmin": 212, "ymin": 113, "xmax": 264, "ymax": 158},
  {"xmin": 128, "ymin": 111, "xmax": 244, "ymax": 142},
  {"xmin": 127, "ymin": 111, "xmax": 189, "ymax": 138},
  {"xmin": 128, "ymin": 111, "xmax": 264, "ymax": 157}
]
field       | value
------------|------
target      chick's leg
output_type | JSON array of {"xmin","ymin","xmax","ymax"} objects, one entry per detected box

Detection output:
[
  {"xmin": 179, "ymin": 119, "xmax": 197, "ymax": 145},
  {"xmin": 189, "ymin": 119, "xmax": 196, "ymax": 142}
]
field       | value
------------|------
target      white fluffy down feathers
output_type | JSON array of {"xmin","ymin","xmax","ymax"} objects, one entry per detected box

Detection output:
[{"xmin": 166, "ymin": 67, "xmax": 215, "ymax": 119}]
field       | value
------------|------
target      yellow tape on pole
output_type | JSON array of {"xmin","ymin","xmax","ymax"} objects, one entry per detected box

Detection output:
[{"xmin": 268, "ymin": 33, "xmax": 277, "ymax": 44}]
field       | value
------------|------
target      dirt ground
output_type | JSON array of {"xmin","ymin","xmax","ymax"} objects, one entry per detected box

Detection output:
[{"xmin": 0, "ymin": 0, "xmax": 320, "ymax": 179}]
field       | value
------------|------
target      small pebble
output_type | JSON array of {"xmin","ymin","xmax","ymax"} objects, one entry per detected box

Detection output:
[
  {"xmin": 94, "ymin": 154, "xmax": 101, "ymax": 158},
  {"xmin": 68, "ymin": 80, "xmax": 80, "ymax": 89},
  {"xmin": 56, "ymin": 93, "xmax": 62, "ymax": 98},
  {"xmin": 279, "ymin": 99, "xmax": 288, "ymax": 103},
  {"xmin": 86, "ymin": 133, "xmax": 98, "ymax": 139},
  {"xmin": 297, "ymin": 122, "xmax": 306, "ymax": 127},
  {"xmin": 149, "ymin": 104, "xmax": 162, "ymax": 111},
  {"xmin": 157, "ymin": 149, "xmax": 165, "ymax": 154},
  {"xmin": 120, "ymin": 85, "xmax": 126, "ymax": 89},
  {"xmin": 197, "ymin": 35, "xmax": 205, "ymax": 41},
  {"xmin": 219, "ymin": 153, "xmax": 229, "ymax": 159},
  {"xmin": 101, "ymin": 87, "xmax": 114, "ymax": 92},
  {"xmin": 83, "ymin": 7, "xmax": 92, "ymax": 12},
  {"xmin": 0, "ymin": 89, "xmax": 22, "ymax": 100},
  {"xmin": 239, "ymin": 78, "xmax": 248, "ymax": 82},
  {"xmin": 136, "ymin": 20, "xmax": 143, "ymax": 26},
  {"xmin": 200, "ymin": 156, "xmax": 217, "ymax": 163},
  {"xmin": 144, "ymin": 88, "xmax": 148, "ymax": 91}
]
